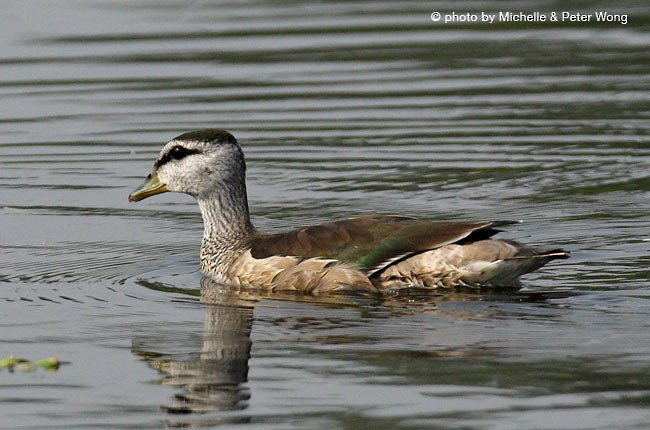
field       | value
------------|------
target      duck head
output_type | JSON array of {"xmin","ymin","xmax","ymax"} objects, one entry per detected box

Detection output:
[{"xmin": 128, "ymin": 129, "xmax": 246, "ymax": 202}]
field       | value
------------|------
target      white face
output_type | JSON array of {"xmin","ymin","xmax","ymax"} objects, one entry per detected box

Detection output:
[
  {"xmin": 155, "ymin": 134, "xmax": 246, "ymax": 199},
  {"xmin": 129, "ymin": 129, "xmax": 245, "ymax": 203}
]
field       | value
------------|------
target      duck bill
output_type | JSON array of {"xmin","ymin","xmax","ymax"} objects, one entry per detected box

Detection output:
[{"xmin": 128, "ymin": 172, "xmax": 168, "ymax": 202}]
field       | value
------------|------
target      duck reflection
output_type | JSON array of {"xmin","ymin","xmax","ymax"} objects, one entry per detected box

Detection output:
[
  {"xmin": 132, "ymin": 275, "xmax": 369, "ymax": 417},
  {"xmin": 133, "ymin": 276, "xmax": 572, "ymax": 418},
  {"xmin": 133, "ymin": 277, "xmax": 255, "ymax": 415}
]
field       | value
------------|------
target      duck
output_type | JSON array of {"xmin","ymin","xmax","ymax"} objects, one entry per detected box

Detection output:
[{"xmin": 128, "ymin": 129, "xmax": 569, "ymax": 294}]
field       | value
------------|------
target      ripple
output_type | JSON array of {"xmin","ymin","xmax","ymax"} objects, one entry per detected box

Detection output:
[{"xmin": 1, "ymin": 1, "xmax": 650, "ymax": 427}]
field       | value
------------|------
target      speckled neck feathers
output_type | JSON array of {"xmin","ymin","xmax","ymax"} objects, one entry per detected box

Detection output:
[
  {"xmin": 195, "ymin": 135, "xmax": 256, "ymax": 271},
  {"xmin": 198, "ymin": 181, "xmax": 255, "ymax": 254}
]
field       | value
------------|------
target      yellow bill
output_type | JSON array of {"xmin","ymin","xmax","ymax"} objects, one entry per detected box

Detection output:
[{"xmin": 128, "ymin": 172, "xmax": 168, "ymax": 202}]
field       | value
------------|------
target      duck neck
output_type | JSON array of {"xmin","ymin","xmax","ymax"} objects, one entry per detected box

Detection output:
[{"xmin": 197, "ymin": 185, "xmax": 255, "ymax": 249}]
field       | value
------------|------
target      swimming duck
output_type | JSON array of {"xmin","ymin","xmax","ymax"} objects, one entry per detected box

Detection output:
[{"xmin": 129, "ymin": 129, "xmax": 568, "ymax": 294}]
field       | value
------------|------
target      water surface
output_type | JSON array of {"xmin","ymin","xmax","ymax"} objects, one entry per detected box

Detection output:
[{"xmin": 1, "ymin": 1, "xmax": 649, "ymax": 428}]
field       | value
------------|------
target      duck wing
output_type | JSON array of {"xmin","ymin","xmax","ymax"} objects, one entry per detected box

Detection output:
[{"xmin": 249, "ymin": 215, "xmax": 517, "ymax": 274}]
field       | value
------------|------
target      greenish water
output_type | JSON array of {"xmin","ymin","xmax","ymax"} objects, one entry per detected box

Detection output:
[{"xmin": 1, "ymin": 1, "xmax": 649, "ymax": 428}]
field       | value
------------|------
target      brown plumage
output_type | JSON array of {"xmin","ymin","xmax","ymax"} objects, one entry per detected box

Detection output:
[{"xmin": 129, "ymin": 129, "xmax": 569, "ymax": 294}]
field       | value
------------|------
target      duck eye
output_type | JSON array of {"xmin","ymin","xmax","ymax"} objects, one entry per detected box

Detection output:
[
  {"xmin": 155, "ymin": 145, "xmax": 201, "ymax": 169},
  {"xmin": 169, "ymin": 146, "xmax": 191, "ymax": 160}
]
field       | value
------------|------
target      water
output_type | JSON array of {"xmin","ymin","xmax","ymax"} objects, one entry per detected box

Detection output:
[{"xmin": 1, "ymin": 0, "xmax": 649, "ymax": 428}]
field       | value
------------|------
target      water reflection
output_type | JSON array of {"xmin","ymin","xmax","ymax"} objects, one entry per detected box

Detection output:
[
  {"xmin": 128, "ymin": 276, "xmax": 650, "ymax": 427},
  {"xmin": 132, "ymin": 277, "xmax": 370, "ymax": 421},
  {"xmin": 133, "ymin": 278, "xmax": 253, "ymax": 419},
  {"xmin": 132, "ymin": 276, "xmax": 581, "ymax": 421}
]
